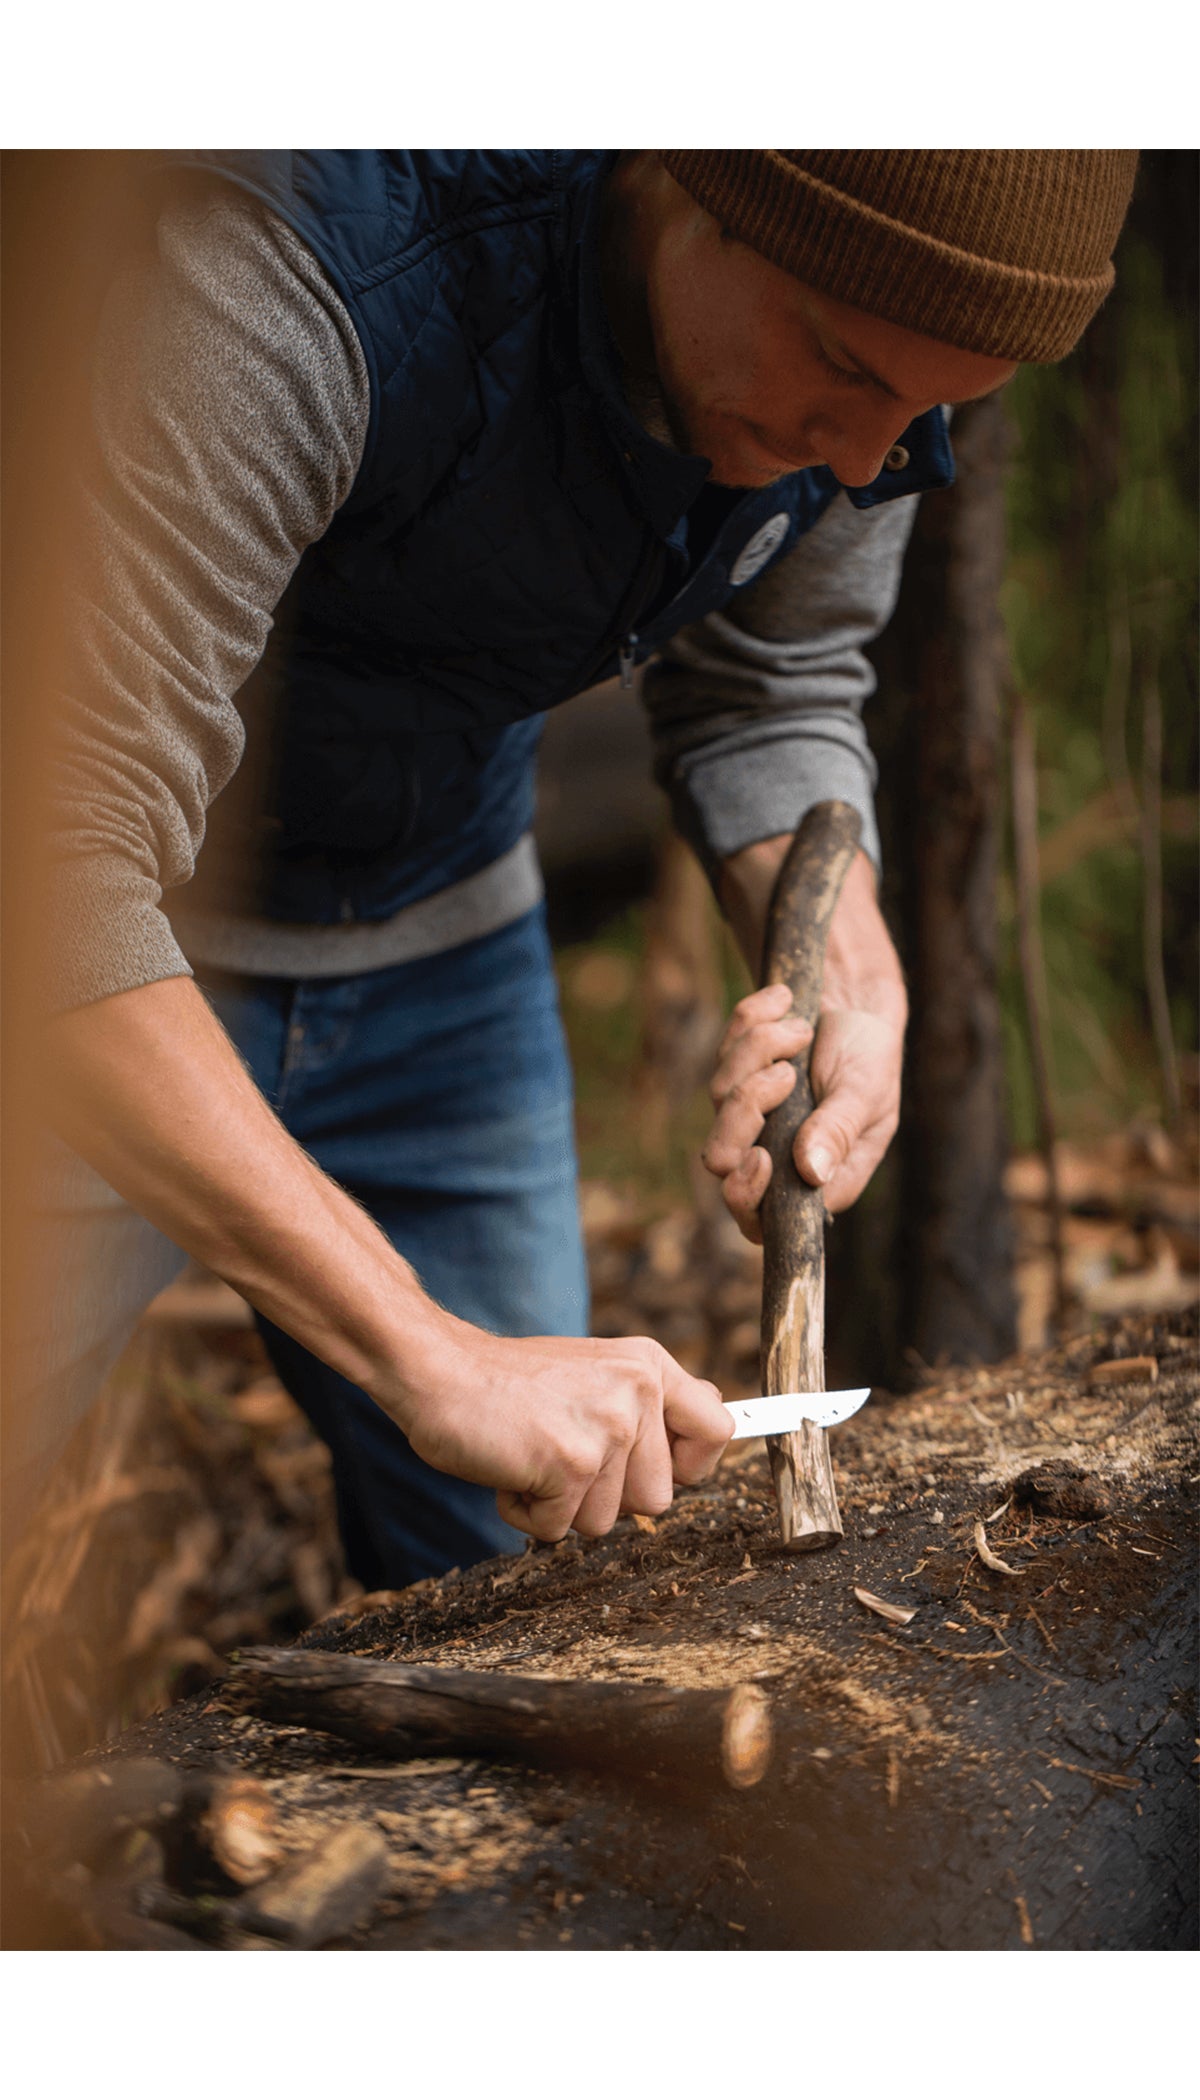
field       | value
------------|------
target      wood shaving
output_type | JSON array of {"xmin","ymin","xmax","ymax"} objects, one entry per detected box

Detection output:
[
  {"xmin": 853, "ymin": 1587, "xmax": 917, "ymax": 1628},
  {"xmin": 974, "ymin": 1521, "xmax": 1024, "ymax": 1576}
]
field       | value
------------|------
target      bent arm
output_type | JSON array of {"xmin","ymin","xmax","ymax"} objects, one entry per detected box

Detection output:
[
  {"xmin": 39, "ymin": 185, "xmax": 730, "ymax": 1532},
  {"xmin": 45, "ymin": 974, "xmax": 730, "ymax": 1533},
  {"xmin": 641, "ymin": 485, "xmax": 920, "ymax": 892},
  {"xmin": 646, "ymin": 489, "xmax": 917, "ymax": 1222}
]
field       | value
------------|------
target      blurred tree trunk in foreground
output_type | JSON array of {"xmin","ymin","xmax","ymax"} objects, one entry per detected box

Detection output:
[{"xmin": 827, "ymin": 394, "xmax": 1018, "ymax": 1385}]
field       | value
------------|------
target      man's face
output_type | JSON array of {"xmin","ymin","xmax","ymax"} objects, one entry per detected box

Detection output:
[{"xmin": 643, "ymin": 198, "xmax": 1019, "ymax": 489}]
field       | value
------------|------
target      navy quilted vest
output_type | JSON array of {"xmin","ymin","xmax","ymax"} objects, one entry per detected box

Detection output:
[{"xmin": 179, "ymin": 151, "xmax": 954, "ymax": 924}]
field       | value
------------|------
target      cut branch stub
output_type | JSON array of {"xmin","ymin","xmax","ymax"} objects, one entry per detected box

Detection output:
[
  {"xmin": 759, "ymin": 801, "xmax": 863, "ymax": 1551},
  {"xmin": 229, "ymin": 1648, "xmax": 773, "ymax": 1793}
]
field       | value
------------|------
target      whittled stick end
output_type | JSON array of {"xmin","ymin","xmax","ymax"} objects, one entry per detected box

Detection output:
[{"xmin": 768, "ymin": 1419, "xmax": 844, "ymax": 1552}]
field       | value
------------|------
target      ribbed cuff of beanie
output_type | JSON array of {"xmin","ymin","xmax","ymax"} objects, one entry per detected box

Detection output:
[{"xmin": 661, "ymin": 148, "xmax": 1138, "ymax": 364}]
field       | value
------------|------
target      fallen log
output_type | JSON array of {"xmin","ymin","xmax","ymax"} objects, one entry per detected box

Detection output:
[{"xmin": 229, "ymin": 1647, "xmax": 773, "ymax": 1792}]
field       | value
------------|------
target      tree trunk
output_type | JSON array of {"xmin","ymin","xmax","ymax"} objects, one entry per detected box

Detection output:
[{"xmin": 828, "ymin": 394, "xmax": 1018, "ymax": 1381}]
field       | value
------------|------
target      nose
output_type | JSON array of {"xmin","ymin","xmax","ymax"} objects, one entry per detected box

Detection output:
[{"xmin": 809, "ymin": 411, "xmax": 912, "ymax": 490}]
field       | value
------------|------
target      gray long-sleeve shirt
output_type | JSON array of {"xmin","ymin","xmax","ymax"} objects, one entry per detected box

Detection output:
[{"xmin": 47, "ymin": 180, "xmax": 919, "ymax": 1013}]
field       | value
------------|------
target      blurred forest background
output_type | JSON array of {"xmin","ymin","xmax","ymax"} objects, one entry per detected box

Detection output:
[{"xmin": 3, "ymin": 150, "xmax": 1196, "ymax": 1775}]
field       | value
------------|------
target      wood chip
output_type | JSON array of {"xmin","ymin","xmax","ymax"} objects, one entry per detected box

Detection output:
[
  {"xmin": 631, "ymin": 1513, "xmax": 658, "ymax": 1535},
  {"xmin": 974, "ymin": 1521, "xmax": 1025, "ymax": 1576},
  {"xmin": 853, "ymin": 1587, "xmax": 917, "ymax": 1627},
  {"xmin": 1091, "ymin": 1355, "xmax": 1158, "ymax": 1386},
  {"xmin": 1014, "ymin": 1891, "xmax": 1035, "ymax": 1946}
]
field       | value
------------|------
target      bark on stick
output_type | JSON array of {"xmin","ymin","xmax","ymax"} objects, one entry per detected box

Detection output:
[
  {"xmin": 758, "ymin": 801, "xmax": 863, "ymax": 1550},
  {"xmin": 230, "ymin": 1647, "xmax": 773, "ymax": 1791}
]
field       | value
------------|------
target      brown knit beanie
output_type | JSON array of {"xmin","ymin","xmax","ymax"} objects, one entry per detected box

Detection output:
[{"xmin": 660, "ymin": 150, "xmax": 1139, "ymax": 363}]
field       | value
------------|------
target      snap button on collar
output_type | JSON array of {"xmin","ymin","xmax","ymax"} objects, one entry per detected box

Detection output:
[
  {"xmin": 729, "ymin": 511, "xmax": 789, "ymax": 586},
  {"xmin": 884, "ymin": 444, "xmax": 910, "ymax": 472}
]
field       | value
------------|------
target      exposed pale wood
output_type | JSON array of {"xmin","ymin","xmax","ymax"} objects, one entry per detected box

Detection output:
[
  {"xmin": 758, "ymin": 801, "xmax": 863, "ymax": 1551},
  {"xmin": 230, "ymin": 1646, "xmax": 773, "ymax": 1792},
  {"xmin": 1091, "ymin": 1355, "xmax": 1159, "ymax": 1387},
  {"xmin": 188, "ymin": 1773, "xmax": 282, "ymax": 1888}
]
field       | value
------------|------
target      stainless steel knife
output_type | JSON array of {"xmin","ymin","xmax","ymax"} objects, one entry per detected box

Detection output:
[{"xmin": 723, "ymin": 1388, "xmax": 871, "ymax": 1440}]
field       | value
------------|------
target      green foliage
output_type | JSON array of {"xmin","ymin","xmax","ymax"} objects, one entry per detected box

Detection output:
[{"xmin": 1002, "ymin": 203, "xmax": 1198, "ymax": 1144}]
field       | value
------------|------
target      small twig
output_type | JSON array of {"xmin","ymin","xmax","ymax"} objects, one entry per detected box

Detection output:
[
  {"xmin": 1010, "ymin": 687, "xmax": 1067, "ymax": 1325},
  {"xmin": 962, "ymin": 1600, "xmax": 1060, "ymax": 1685},
  {"xmin": 913, "ymin": 1641, "xmax": 1009, "ymax": 1665},
  {"xmin": 1138, "ymin": 632, "xmax": 1182, "ymax": 1132},
  {"xmin": 1110, "ymin": 1520, "xmax": 1175, "ymax": 1548},
  {"xmin": 1040, "ymin": 1754, "xmax": 1141, "ymax": 1792},
  {"xmin": 1026, "ymin": 1605, "xmax": 1058, "ymax": 1655}
]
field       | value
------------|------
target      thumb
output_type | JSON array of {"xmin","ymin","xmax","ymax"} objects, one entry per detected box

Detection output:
[
  {"xmin": 794, "ymin": 1090, "xmax": 868, "ymax": 1189},
  {"xmin": 662, "ymin": 1364, "xmax": 732, "ymax": 1485}
]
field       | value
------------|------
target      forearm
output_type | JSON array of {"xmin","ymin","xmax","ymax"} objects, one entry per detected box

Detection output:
[
  {"xmin": 43, "ymin": 976, "xmax": 444, "ymax": 1425},
  {"xmin": 719, "ymin": 835, "xmax": 906, "ymax": 1023},
  {"xmin": 42, "ymin": 974, "xmax": 733, "ymax": 1539}
]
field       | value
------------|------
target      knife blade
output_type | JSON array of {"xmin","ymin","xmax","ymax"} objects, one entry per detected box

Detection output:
[{"xmin": 723, "ymin": 1388, "xmax": 871, "ymax": 1439}]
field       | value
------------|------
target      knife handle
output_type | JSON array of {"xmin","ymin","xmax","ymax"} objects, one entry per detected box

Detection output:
[{"xmin": 758, "ymin": 801, "xmax": 862, "ymax": 1550}]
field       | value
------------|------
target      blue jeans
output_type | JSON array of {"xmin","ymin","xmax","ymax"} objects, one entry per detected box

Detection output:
[
  {"xmin": 200, "ymin": 902, "xmax": 589, "ymax": 1588},
  {"xmin": 13, "ymin": 905, "xmax": 588, "ymax": 1587}
]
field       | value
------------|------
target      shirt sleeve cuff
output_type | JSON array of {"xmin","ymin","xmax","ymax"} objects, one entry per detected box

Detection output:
[
  {"xmin": 38, "ymin": 857, "xmax": 195, "ymax": 1016},
  {"xmin": 664, "ymin": 726, "xmax": 882, "ymax": 882}
]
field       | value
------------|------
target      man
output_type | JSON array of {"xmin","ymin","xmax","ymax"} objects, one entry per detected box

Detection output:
[{"xmin": 29, "ymin": 149, "xmax": 1136, "ymax": 1584}]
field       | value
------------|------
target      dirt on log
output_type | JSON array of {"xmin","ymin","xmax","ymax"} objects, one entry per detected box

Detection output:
[{"xmin": 7, "ymin": 1309, "xmax": 1196, "ymax": 1952}]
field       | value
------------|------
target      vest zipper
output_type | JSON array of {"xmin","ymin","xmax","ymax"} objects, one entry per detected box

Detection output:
[{"xmin": 618, "ymin": 634, "xmax": 639, "ymax": 690}]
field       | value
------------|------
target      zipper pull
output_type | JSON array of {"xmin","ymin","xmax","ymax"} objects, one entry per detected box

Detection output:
[{"xmin": 618, "ymin": 633, "xmax": 639, "ymax": 690}]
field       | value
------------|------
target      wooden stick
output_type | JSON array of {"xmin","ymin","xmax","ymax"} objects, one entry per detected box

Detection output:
[
  {"xmin": 229, "ymin": 1647, "xmax": 773, "ymax": 1792},
  {"xmin": 758, "ymin": 801, "xmax": 863, "ymax": 1551}
]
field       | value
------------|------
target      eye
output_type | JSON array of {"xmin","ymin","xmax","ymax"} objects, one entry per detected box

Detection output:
[{"xmin": 817, "ymin": 344, "xmax": 870, "ymax": 390}]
